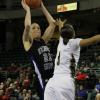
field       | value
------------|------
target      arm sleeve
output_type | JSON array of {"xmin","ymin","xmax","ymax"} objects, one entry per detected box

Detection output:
[{"xmin": 72, "ymin": 38, "xmax": 82, "ymax": 49}]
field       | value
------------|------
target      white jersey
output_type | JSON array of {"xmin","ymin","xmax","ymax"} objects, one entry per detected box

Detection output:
[{"xmin": 54, "ymin": 37, "xmax": 82, "ymax": 75}]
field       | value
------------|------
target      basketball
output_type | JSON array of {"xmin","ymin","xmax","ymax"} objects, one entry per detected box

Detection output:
[{"xmin": 25, "ymin": 0, "xmax": 41, "ymax": 9}]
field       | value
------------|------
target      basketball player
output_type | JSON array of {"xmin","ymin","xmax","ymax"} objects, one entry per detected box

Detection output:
[
  {"xmin": 21, "ymin": 0, "xmax": 56, "ymax": 99},
  {"xmin": 44, "ymin": 18, "xmax": 100, "ymax": 100}
]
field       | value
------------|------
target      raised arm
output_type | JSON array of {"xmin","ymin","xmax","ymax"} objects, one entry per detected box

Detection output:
[
  {"xmin": 80, "ymin": 34, "xmax": 100, "ymax": 46},
  {"xmin": 56, "ymin": 18, "xmax": 67, "ymax": 31},
  {"xmin": 21, "ymin": 0, "xmax": 32, "ymax": 51},
  {"xmin": 41, "ymin": 1, "xmax": 56, "ymax": 43}
]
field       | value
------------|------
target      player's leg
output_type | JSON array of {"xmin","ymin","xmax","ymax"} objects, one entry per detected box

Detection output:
[
  {"xmin": 44, "ymin": 78, "xmax": 57, "ymax": 100},
  {"xmin": 44, "ymin": 87, "xmax": 57, "ymax": 100},
  {"xmin": 55, "ymin": 77, "xmax": 75, "ymax": 100}
]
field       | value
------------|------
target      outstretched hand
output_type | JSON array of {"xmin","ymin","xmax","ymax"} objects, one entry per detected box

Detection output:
[
  {"xmin": 21, "ymin": 0, "xmax": 30, "ymax": 11},
  {"xmin": 56, "ymin": 18, "xmax": 67, "ymax": 30}
]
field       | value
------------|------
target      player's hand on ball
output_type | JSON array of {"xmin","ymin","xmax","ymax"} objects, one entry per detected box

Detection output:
[{"xmin": 21, "ymin": 0, "xmax": 30, "ymax": 11}]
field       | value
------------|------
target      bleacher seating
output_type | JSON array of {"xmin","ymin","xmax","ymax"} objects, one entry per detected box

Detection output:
[{"xmin": 0, "ymin": 48, "xmax": 31, "ymax": 67}]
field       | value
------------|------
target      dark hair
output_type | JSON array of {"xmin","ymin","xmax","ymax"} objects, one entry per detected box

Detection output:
[{"xmin": 60, "ymin": 24, "xmax": 75, "ymax": 39}]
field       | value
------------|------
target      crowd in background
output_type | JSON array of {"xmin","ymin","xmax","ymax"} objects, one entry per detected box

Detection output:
[
  {"xmin": 0, "ymin": 65, "xmax": 40, "ymax": 100},
  {"xmin": 0, "ymin": 42, "xmax": 100, "ymax": 100}
]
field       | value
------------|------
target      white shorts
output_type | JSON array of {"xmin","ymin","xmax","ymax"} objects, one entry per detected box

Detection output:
[{"xmin": 44, "ymin": 74, "xmax": 75, "ymax": 100}]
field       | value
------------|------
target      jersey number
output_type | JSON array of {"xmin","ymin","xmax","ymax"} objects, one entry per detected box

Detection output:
[{"xmin": 57, "ymin": 52, "xmax": 60, "ymax": 65}]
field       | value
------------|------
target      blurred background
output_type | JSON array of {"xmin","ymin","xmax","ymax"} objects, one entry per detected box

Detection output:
[{"xmin": 0, "ymin": 0, "xmax": 100, "ymax": 100}]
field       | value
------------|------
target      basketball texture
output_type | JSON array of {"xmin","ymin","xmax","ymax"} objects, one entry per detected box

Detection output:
[{"xmin": 25, "ymin": 0, "xmax": 41, "ymax": 9}]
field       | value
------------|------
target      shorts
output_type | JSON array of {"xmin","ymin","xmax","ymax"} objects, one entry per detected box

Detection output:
[{"xmin": 44, "ymin": 74, "xmax": 75, "ymax": 100}]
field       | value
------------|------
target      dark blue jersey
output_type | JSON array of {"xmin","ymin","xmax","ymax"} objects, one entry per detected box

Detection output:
[{"xmin": 27, "ymin": 38, "xmax": 54, "ymax": 80}]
